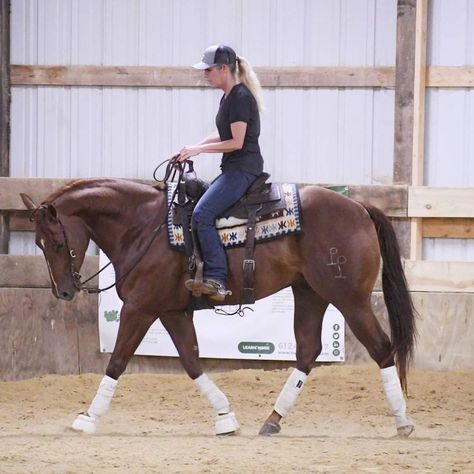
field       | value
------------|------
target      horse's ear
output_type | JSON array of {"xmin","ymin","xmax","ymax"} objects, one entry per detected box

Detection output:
[
  {"xmin": 46, "ymin": 204, "xmax": 58, "ymax": 221},
  {"xmin": 20, "ymin": 193, "xmax": 37, "ymax": 210}
]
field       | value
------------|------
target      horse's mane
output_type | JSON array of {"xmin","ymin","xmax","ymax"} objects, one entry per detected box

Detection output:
[{"xmin": 45, "ymin": 178, "xmax": 165, "ymax": 203}]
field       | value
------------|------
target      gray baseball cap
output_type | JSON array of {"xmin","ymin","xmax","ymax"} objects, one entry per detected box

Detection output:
[{"xmin": 193, "ymin": 44, "xmax": 237, "ymax": 70}]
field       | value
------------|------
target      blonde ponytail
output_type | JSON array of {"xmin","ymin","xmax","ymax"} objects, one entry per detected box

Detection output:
[{"xmin": 237, "ymin": 56, "xmax": 265, "ymax": 113}]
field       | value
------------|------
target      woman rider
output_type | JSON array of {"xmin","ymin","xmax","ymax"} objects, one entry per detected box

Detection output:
[{"xmin": 177, "ymin": 44, "xmax": 265, "ymax": 302}]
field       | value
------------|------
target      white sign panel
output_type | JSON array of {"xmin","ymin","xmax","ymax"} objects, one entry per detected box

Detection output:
[{"xmin": 98, "ymin": 252, "xmax": 345, "ymax": 362}]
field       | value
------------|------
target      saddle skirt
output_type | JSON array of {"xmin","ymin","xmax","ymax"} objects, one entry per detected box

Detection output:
[{"xmin": 166, "ymin": 181, "xmax": 302, "ymax": 250}]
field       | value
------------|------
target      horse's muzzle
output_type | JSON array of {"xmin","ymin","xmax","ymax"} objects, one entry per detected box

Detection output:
[{"xmin": 58, "ymin": 289, "xmax": 75, "ymax": 301}]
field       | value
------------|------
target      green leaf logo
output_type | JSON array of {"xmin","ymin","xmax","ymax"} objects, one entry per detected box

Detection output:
[{"xmin": 104, "ymin": 310, "xmax": 119, "ymax": 322}]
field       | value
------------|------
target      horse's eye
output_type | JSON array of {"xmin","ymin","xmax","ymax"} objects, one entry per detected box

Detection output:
[{"xmin": 54, "ymin": 242, "xmax": 65, "ymax": 251}]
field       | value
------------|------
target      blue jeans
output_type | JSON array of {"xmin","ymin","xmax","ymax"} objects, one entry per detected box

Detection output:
[{"xmin": 192, "ymin": 169, "xmax": 256, "ymax": 285}]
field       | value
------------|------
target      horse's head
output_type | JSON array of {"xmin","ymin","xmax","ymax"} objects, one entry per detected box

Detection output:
[{"xmin": 20, "ymin": 193, "xmax": 89, "ymax": 301}]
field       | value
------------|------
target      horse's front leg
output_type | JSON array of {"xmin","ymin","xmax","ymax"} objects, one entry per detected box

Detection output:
[
  {"xmin": 72, "ymin": 303, "xmax": 156, "ymax": 434},
  {"xmin": 160, "ymin": 310, "xmax": 240, "ymax": 436}
]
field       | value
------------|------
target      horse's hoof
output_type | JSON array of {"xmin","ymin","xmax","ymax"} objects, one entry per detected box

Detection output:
[
  {"xmin": 397, "ymin": 424, "xmax": 415, "ymax": 438},
  {"xmin": 71, "ymin": 413, "xmax": 97, "ymax": 434},
  {"xmin": 258, "ymin": 422, "xmax": 281, "ymax": 436},
  {"xmin": 215, "ymin": 412, "xmax": 240, "ymax": 436}
]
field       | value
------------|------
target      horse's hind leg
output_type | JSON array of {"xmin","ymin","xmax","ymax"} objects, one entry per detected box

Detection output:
[
  {"xmin": 160, "ymin": 310, "xmax": 240, "ymax": 436},
  {"xmin": 72, "ymin": 303, "xmax": 157, "ymax": 434},
  {"xmin": 341, "ymin": 299, "xmax": 414, "ymax": 437},
  {"xmin": 259, "ymin": 283, "xmax": 328, "ymax": 436}
]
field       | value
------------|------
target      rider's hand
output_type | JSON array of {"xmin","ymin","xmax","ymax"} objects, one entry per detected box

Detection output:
[{"xmin": 178, "ymin": 145, "xmax": 202, "ymax": 162}]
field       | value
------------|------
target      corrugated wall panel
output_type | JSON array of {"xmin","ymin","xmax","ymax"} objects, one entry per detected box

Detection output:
[
  {"xmin": 11, "ymin": 86, "xmax": 394, "ymax": 184},
  {"xmin": 11, "ymin": 0, "xmax": 396, "ymax": 66},
  {"xmin": 428, "ymin": 0, "xmax": 474, "ymax": 66},
  {"xmin": 423, "ymin": 0, "xmax": 474, "ymax": 261},
  {"xmin": 10, "ymin": 0, "xmax": 397, "ymax": 253}
]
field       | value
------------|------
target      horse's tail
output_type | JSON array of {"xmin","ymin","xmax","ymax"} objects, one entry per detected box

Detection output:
[{"xmin": 363, "ymin": 204, "xmax": 417, "ymax": 393}]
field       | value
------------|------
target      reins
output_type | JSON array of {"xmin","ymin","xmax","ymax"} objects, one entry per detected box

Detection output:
[
  {"xmin": 35, "ymin": 155, "xmax": 186, "ymax": 295},
  {"xmin": 35, "ymin": 156, "xmax": 254, "ymax": 316},
  {"xmin": 80, "ymin": 155, "xmax": 185, "ymax": 294}
]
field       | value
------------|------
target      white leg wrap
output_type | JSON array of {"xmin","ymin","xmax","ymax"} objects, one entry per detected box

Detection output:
[
  {"xmin": 380, "ymin": 366, "xmax": 411, "ymax": 428},
  {"xmin": 194, "ymin": 373, "xmax": 230, "ymax": 415},
  {"xmin": 88, "ymin": 375, "xmax": 118, "ymax": 419},
  {"xmin": 72, "ymin": 375, "xmax": 118, "ymax": 434},
  {"xmin": 274, "ymin": 369, "xmax": 307, "ymax": 418}
]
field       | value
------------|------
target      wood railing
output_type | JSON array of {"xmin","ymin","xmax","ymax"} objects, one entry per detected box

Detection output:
[{"xmin": 0, "ymin": 178, "xmax": 472, "ymax": 293}]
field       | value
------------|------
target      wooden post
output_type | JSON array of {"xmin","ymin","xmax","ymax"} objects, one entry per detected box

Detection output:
[
  {"xmin": 410, "ymin": 0, "xmax": 428, "ymax": 259},
  {"xmin": 0, "ymin": 0, "xmax": 10, "ymax": 254},
  {"xmin": 393, "ymin": 0, "xmax": 428, "ymax": 260},
  {"xmin": 393, "ymin": 0, "xmax": 417, "ymax": 184},
  {"xmin": 392, "ymin": 0, "xmax": 417, "ymax": 258}
]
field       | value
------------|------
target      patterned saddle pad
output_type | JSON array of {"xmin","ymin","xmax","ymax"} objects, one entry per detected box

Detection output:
[{"xmin": 167, "ymin": 182, "xmax": 302, "ymax": 250}]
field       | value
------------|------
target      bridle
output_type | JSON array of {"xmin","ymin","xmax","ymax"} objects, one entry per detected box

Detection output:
[
  {"xmin": 29, "ymin": 203, "xmax": 83, "ymax": 291},
  {"xmin": 32, "ymin": 156, "xmax": 187, "ymax": 295},
  {"xmin": 58, "ymin": 218, "xmax": 83, "ymax": 289}
]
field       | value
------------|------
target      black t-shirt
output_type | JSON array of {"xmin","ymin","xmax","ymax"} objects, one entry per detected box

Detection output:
[{"xmin": 215, "ymin": 83, "xmax": 264, "ymax": 176}]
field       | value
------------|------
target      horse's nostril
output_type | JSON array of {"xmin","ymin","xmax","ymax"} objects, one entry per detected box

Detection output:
[{"xmin": 61, "ymin": 291, "xmax": 73, "ymax": 300}]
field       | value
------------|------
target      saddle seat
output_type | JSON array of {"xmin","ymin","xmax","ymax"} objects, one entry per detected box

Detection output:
[
  {"xmin": 174, "ymin": 171, "xmax": 285, "ymax": 227},
  {"xmin": 216, "ymin": 172, "xmax": 285, "ymax": 228}
]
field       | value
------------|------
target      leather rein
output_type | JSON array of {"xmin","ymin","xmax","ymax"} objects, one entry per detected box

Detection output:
[{"xmin": 32, "ymin": 156, "xmax": 186, "ymax": 295}]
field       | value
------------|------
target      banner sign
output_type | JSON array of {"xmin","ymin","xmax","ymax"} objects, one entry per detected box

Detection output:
[{"xmin": 98, "ymin": 252, "xmax": 345, "ymax": 362}]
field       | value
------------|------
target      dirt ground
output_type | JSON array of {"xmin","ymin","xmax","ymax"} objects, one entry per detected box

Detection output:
[{"xmin": 0, "ymin": 364, "xmax": 473, "ymax": 474}]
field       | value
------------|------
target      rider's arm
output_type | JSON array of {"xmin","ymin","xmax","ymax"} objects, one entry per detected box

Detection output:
[
  {"xmin": 178, "ymin": 122, "xmax": 247, "ymax": 161},
  {"xmin": 198, "ymin": 130, "xmax": 221, "ymax": 145}
]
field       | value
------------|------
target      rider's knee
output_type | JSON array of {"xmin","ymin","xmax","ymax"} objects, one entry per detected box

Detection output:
[{"xmin": 192, "ymin": 205, "xmax": 214, "ymax": 228}]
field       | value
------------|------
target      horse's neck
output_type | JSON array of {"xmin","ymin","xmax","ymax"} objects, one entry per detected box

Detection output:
[{"xmin": 56, "ymin": 181, "xmax": 164, "ymax": 263}]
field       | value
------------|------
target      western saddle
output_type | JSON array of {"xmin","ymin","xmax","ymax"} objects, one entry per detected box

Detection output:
[{"xmin": 172, "ymin": 161, "xmax": 287, "ymax": 305}]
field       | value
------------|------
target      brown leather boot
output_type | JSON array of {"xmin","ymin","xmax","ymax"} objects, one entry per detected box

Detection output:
[{"xmin": 185, "ymin": 278, "xmax": 231, "ymax": 302}]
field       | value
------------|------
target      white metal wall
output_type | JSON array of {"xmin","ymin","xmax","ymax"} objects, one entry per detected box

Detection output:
[
  {"xmin": 10, "ymin": 0, "xmax": 398, "ymax": 254},
  {"xmin": 9, "ymin": 0, "xmax": 474, "ymax": 261},
  {"xmin": 424, "ymin": 0, "xmax": 474, "ymax": 261},
  {"xmin": 10, "ymin": 0, "xmax": 397, "ymax": 184}
]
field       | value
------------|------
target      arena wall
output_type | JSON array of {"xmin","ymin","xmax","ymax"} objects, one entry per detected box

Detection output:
[
  {"xmin": 0, "ymin": 179, "xmax": 472, "ymax": 381},
  {"xmin": 1, "ymin": 0, "xmax": 473, "ymax": 380}
]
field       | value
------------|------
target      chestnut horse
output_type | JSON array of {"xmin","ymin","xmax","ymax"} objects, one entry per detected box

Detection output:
[{"xmin": 21, "ymin": 177, "xmax": 416, "ymax": 437}]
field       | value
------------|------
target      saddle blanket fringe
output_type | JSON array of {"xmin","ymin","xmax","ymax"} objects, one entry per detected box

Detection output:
[{"xmin": 167, "ymin": 182, "xmax": 302, "ymax": 250}]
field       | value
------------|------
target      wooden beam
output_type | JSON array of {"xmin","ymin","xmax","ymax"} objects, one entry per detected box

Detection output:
[
  {"xmin": 347, "ymin": 185, "xmax": 407, "ymax": 217},
  {"xmin": 411, "ymin": 0, "xmax": 428, "ymax": 187},
  {"xmin": 409, "ymin": 292, "xmax": 474, "ymax": 371},
  {"xmin": 410, "ymin": 0, "xmax": 428, "ymax": 260},
  {"xmin": 409, "ymin": 187, "xmax": 474, "ymax": 218},
  {"xmin": 23, "ymin": 212, "xmax": 474, "ymax": 238},
  {"xmin": 2, "ymin": 254, "xmax": 472, "ymax": 293},
  {"xmin": 393, "ymin": 0, "xmax": 416, "ymax": 184},
  {"xmin": 0, "ymin": 213, "xmax": 8, "ymax": 252},
  {"xmin": 422, "ymin": 218, "xmax": 474, "ymax": 239},
  {"xmin": 9, "ymin": 213, "xmax": 34, "ymax": 232},
  {"xmin": 10, "ymin": 65, "xmax": 396, "ymax": 88},
  {"xmin": 0, "ymin": 255, "xmax": 99, "ymax": 288},
  {"xmin": 0, "ymin": 177, "xmax": 159, "ymax": 211},
  {"xmin": 2, "ymin": 178, "xmax": 410, "ymax": 216},
  {"xmin": 0, "ymin": 0, "xmax": 9, "ymax": 177},
  {"xmin": 10, "ymin": 64, "xmax": 474, "ymax": 89},
  {"xmin": 0, "ymin": 177, "xmax": 74, "ymax": 210},
  {"xmin": 4, "ymin": 178, "xmax": 474, "ymax": 219},
  {"xmin": 403, "ymin": 260, "xmax": 474, "ymax": 293},
  {"xmin": 0, "ymin": 0, "xmax": 10, "ymax": 254},
  {"xmin": 427, "ymin": 66, "xmax": 474, "ymax": 87}
]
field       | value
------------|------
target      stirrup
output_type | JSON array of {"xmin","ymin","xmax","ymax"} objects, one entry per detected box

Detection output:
[{"xmin": 185, "ymin": 278, "xmax": 232, "ymax": 302}]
